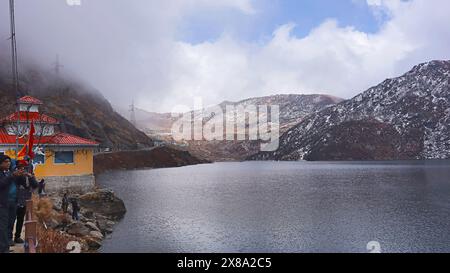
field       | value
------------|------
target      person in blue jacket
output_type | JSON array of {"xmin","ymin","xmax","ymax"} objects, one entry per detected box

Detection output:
[{"xmin": 0, "ymin": 155, "xmax": 25, "ymax": 253}]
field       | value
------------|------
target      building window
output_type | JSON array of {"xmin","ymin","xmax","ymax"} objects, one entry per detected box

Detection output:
[
  {"xmin": 33, "ymin": 153, "xmax": 45, "ymax": 165},
  {"xmin": 54, "ymin": 151, "xmax": 74, "ymax": 164}
]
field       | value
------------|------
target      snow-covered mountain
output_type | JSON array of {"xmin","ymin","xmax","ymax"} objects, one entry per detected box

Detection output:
[
  {"xmin": 219, "ymin": 94, "xmax": 343, "ymax": 134},
  {"xmin": 185, "ymin": 94, "xmax": 343, "ymax": 161},
  {"xmin": 132, "ymin": 94, "xmax": 343, "ymax": 161},
  {"xmin": 250, "ymin": 60, "xmax": 450, "ymax": 161}
]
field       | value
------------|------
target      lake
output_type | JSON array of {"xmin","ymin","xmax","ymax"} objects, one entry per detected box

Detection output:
[{"xmin": 98, "ymin": 161, "xmax": 450, "ymax": 253}]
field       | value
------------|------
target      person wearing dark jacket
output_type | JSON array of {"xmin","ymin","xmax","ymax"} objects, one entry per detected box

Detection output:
[
  {"xmin": 71, "ymin": 198, "xmax": 80, "ymax": 221},
  {"xmin": 0, "ymin": 155, "xmax": 24, "ymax": 253},
  {"xmin": 13, "ymin": 160, "xmax": 38, "ymax": 244},
  {"xmin": 62, "ymin": 193, "xmax": 69, "ymax": 214},
  {"xmin": 6, "ymin": 160, "xmax": 30, "ymax": 247},
  {"xmin": 37, "ymin": 179, "xmax": 46, "ymax": 197}
]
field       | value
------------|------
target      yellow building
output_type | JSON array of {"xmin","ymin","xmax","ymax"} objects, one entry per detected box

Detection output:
[{"xmin": 0, "ymin": 96, "xmax": 99, "ymax": 193}]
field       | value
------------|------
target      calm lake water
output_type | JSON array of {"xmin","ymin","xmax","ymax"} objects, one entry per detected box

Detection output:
[{"xmin": 98, "ymin": 161, "xmax": 450, "ymax": 253}]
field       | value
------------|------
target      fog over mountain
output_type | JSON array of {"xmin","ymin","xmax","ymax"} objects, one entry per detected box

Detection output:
[{"xmin": 1, "ymin": 0, "xmax": 450, "ymax": 112}]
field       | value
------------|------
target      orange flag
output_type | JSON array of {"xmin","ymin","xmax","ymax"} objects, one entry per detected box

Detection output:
[{"xmin": 17, "ymin": 121, "xmax": 35, "ymax": 159}]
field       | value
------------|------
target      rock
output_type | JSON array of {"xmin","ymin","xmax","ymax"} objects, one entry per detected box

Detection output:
[
  {"xmin": 40, "ymin": 190, "xmax": 126, "ymax": 252},
  {"xmin": 85, "ymin": 222, "xmax": 101, "ymax": 232},
  {"xmin": 89, "ymin": 231, "xmax": 104, "ymax": 240},
  {"xmin": 60, "ymin": 214, "xmax": 74, "ymax": 227},
  {"xmin": 67, "ymin": 222, "xmax": 91, "ymax": 237},
  {"xmin": 79, "ymin": 214, "xmax": 88, "ymax": 223},
  {"xmin": 52, "ymin": 199, "xmax": 61, "ymax": 211},
  {"xmin": 82, "ymin": 231, "xmax": 104, "ymax": 250},
  {"xmin": 46, "ymin": 218, "xmax": 60, "ymax": 229},
  {"xmin": 84, "ymin": 236, "xmax": 102, "ymax": 250},
  {"xmin": 79, "ymin": 189, "xmax": 126, "ymax": 220},
  {"xmin": 83, "ymin": 210, "xmax": 95, "ymax": 219},
  {"xmin": 97, "ymin": 219, "xmax": 115, "ymax": 235},
  {"xmin": 94, "ymin": 213, "xmax": 106, "ymax": 223}
]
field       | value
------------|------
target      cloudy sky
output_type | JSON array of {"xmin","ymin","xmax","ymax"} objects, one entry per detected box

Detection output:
[{"xmin": 0, "ymin": 0, "xmax": 449, "ymax": 112}]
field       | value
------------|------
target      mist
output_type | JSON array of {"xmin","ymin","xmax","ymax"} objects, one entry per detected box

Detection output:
[{"xmin": 1, "ymin": 0, "xmax": 450, "ymax": 113}]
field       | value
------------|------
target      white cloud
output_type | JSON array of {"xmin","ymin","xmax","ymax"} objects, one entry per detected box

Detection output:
[
  {"xmin": 1, "ymin": 0, "xmax": 449, "ymax": 112},
  {"xmin": 0, "ymin": 0, "xmax": 256, "ymax": 110},
  {"xmin": 366, "ymin": 0, "xmax": 403, "ymax": 9},
  {"xmin": 142, "ymin": 0, "xmax": 450, "ymax": 111},
  {"xmin": 139, "ymin": 0, "xmax": 450, "ymax": 110}
]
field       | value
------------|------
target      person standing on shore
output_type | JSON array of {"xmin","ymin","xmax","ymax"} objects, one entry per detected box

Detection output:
[
  {"xmin": 71, "ymin": 198, "xmax": 80, "ymax": 221},
  {"xmin": 37, "ymin": 179, "xmax": 46, "ymax": 197},
  {"xmin": 13, "ymin": 160, "xmax": 38, "ymax": 244},
  {"xmin": 62, "ymin": 193, "xmax": 69, "ymax": 214},
  {"xmin": 0, "ymin": 155, "xmax": 25, "ymax": 253}
]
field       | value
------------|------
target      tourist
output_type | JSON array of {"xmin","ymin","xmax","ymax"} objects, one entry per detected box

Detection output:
[
  {"xmin": 37, "ymin": 179, "xmax": 46, "ymax": 197},
  {"xmin": 0, "ymin": 155, "xmax": 24, "ymax": 253},
  {"xmin": 7, "ymin": 160, "xmax": 31, "ymax": 247},
  {"xmin": 62, "ymin": 192, "xmax": 69, "ymax": 213},
  {"xmin": 13, "ymin": 160, "xmax": 38, "ymax": 244},
  {"xmin": 71, "ymin": 198, "xmax": 80, "ymax": 221}
]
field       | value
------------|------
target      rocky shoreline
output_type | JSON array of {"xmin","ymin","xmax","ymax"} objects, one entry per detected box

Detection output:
[
  {"xmin": 34, "ymin": 147, "xmax": 209, "ymax": 252},
  {"xmin": 37, "ymin": 189, "xmax": 126, "ymax": 252}
]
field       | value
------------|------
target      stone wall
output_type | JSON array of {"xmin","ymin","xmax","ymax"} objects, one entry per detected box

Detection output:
[{"xmin": 44, "ymin": 175, "xmax": 96, "ymax": 194}]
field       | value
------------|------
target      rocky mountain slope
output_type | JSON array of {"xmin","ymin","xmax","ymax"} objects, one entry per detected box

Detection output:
[
  {"xmin": 93, "ymin": 147, "xmax": 210, "ymax": 174},
  {"xmin": 250, "ymin": 60, "xmax": 450, "ymax": 161},
  {"xmin": 216, "ymin": 94, "xmax": 344, "ymax": 134},
  {"xmin": 132, "ymin": 94, "xmax": 343, "ymax": 161}
]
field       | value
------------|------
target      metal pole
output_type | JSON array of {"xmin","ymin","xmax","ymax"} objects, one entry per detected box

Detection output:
[{"xmin": 9, "ymin": 0, "xmax": 20, "ymax": 157}]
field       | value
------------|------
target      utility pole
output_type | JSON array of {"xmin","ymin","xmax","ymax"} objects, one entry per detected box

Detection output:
[
  {"xmin": 9, "ymin": 0, "xmax": 20, "ymax": 157},
  {"xmin": 129, "ymin": 100, "xmax": 137, "ymax": 127},
  {"xmin": 53, "ymin": 54, "xmax": 64, "ymax": 76}
]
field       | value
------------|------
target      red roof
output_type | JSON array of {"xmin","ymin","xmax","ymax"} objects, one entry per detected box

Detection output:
[
  {"xmin": 0, "ymin": 128, "xmax": 98, "ymax": 146},
  {"xmin": 47, "ymin": 133, "xmax": 99, "ymax": 146},
  {"xmin": 1, "ymin": 112, "xmax": 59, "ymax": 124},
  {"xmin": 18, "ymin": 96, "xmax": 43, "ymax": 105}
]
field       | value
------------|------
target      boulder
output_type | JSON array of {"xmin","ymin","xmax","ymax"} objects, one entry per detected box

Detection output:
[
  {"xmin": 85, "ymin": 222, "xmax": 101, "ymax": 232},
  {"xmin": 67, "ymin": 222, "xmax": 91, "ymax": 237},
  {"xmin": 89, "ymin": 231, "xmax": 104, "ymax": 240},
  {"xmin": 83, "ymin": 231, "xmax": 104, "ymax": 250},
  {"xmin": 79, "ymin": 189, "xmax": 126, "ymax": 220},
  {"xmin": 84, "ymin": 236, "xmax": 102, "ymax": 250},
  {"xmin": 83, "ymin": 210, "xmax": 95, "ymax": 219},
  {"xmin": 97, "ymin": 219, "xmax": 115, "ymax": 235}
]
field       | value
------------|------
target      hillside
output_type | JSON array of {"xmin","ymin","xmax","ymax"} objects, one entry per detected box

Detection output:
[
  {"xmin": 93, "ymin": 147, "xmax": 210, "ymax": 175},
  {"xmin": 131, "ymin": 94, "xmax": 343, "ymax": 161},
  {"xmin": 250, "ymin": 60, "xmax": 450, "ymax": 161}
]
